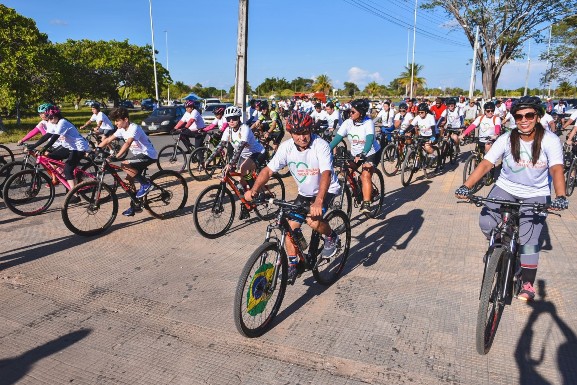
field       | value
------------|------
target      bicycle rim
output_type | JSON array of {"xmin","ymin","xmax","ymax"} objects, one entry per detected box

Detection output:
[
  {"xmin": 234, "ymin": 242, "xmax": 287, "ymax": 337},
  {"xmin": 3, "ymin": 170, "xmax": 54, "ymax": 216},
  {"xmin": 567, "ymin": 161, "xmax": 577, "ymax": 196},
  {"xmin": 367, "ymin": 168, "xmax": 385, "ymax": 218},
  {"xmin": 381, "ymin": 144, "xmax": 399, "ymax": 177},
  {"xmin": 401, "ymin": 149, "xmax": 416, "ymax": 187},
  {"xmin": 476, "ymin": 247, "xmax": 506, "ymax": 355},
  {"xmin": 331, "ymin": 185, "xmax": 352, "ymax": 218},
  {"xmin": 254, "ymin": 175, "xmax": 285, "ymax": 220},
  {"xmin": 157, "ymin": 145, "xmax": 187, "ymax": 172},
  {"xmin": 62, "ymin": 181, "xmax": 118, "ymax": 236},
  {"xmin": 188, "ymin": 147, "xmax": 212, "ymax": 181},
  {"xmin": 463, "ymin": 156, "xmax": 482, "ymax": 194},
  {"xmin": 313, "ymin": 210, "xmax": 351, "ymax": 285},
  {"xmin": 193, "ymin": 184, "xmax": 235, "ymax": 238},
  {"xmin": 144, "ymin": 170, "xmax": 188, "ymax": 219}
]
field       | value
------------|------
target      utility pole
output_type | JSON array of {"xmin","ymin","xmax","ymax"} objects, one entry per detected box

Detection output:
[
  {"xmin": 524, "ymin": 41, "xmax": 531, "ymax": 96},
  {"xmin": 148, "ymin": 0, "xmax": 159, "ymax": 104},
  {"xmin": 165, "ymin": 30, "xmax": 170, "ymax": 103},
  {"xmin": 546, "ymin": 25, "xmax": 552, "ymax": 97},
  {"xmin": 234, "ymin": 0, "xmax": 249, "ymax": 110},
  {"xmin": 468, "ymin": 26, "xmax": 479, "ymax": 100},
  {"xmin": 409, "ymin": 0, "xmax": 417, "ymax": 99}
]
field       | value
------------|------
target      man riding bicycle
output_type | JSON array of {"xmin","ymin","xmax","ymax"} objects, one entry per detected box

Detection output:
[{"xmin": 251, "ymin": 101, "xmax": 284, "ymax": 154}]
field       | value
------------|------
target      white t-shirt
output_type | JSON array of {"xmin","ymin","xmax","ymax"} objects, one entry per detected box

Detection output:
[
  {"xmin": 441, "ymin": 108, "xmax": 461, "ymax": 128},
  {"xmin": 310, "ymin": 109, "xmax": 329, "ymax": 122},
  {"xmin": 463, "ymin": 104, "xmax": 480, "ymax": 120},
  {"xmin": 472, "ymin": 115, "xmax": 501, "ymax": 141},
  {"xmin": 485, "ymin": 130, "xmax": 563, "ymax": 197},
  {"xmin": 90, "ymin": 111, "xmax": 114, "ymax": 132},
  {"xmin": 502, "ymin": 112, "xmax": 517, "ymax": 130},
  {"xmin": 114, "ymin": 123, "xmax": 158, "ymax": 159},
  {"xmin": 456, "ymin": 101, "xmax": 467, "ymax": 117},
  {"xmin": 48, "ymin": 119, "xmax": 90, "ymax": 152},
  {"xmin": 394, "ymin": 112, "xmax": 414, "ymax": 131},
  {"xmin": 568, "ymin": 110, "xmax": 577, "ymax": 122},
  {"xmin": 220, "ymin": 124, "xmax": 264, "ymax": 159},
  {"xmin": 179, "ymin": 110, "xmax": 205, "ymax": 131},
  {"xmin": 554, "ymin": 104, "xmax": 566, "ymax": 114},
  {"xmin": 376, "ymin": 108, "xmax": 395, "ymax": 128},
  {"xmin": 495, "ymin": 104, "xmax": 507, "ymax": 118},
  {"xmin": 326, "ymin": 110, "xmax": 341, "ymax": 128},
  {"xmin": 267, "ymin": 135, "xmax": 340, "ymax": 197},
  {"xmin": 410, "ymin": 113, "xmax": 436, "ymax": 137},
  {"xmin": 337, "ymin": 118, "xmax": 380, "ymax": 156},
  {"xmin": 540, "ymin": 113, "xmax": 554, "ymax": 131}
]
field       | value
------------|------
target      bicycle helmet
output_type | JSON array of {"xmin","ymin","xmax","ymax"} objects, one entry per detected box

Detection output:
[
  {"xmin": 446, "ymin": 98, "xmax": 456, "ymax": 106},
  {"xmin": 184, "ymin": 100, "xmax": 195, "ymax": 108},
  {"xmin": 287, "ymin": 111, "xmax": 313, "ymax": 134},
  {"xmin": 350, "ymin": 99, "xmax": 370, "ymax": 116},
  {"xmin": 90, "ymin": 102, "xmax": 101, "ymax": 110},
  {"xmin": 45, "ymin": 106, "xmax": 61, "ymax": 118},
  {"xmin": 510, "ymin": 96, "xmax": 543, "ymax": 116},
  {"xmin": 223, "ymin": 106, "xmax": 242, "ymax": 118},
  {"xmin": 37, "ymin": 103, "xmax": 53, "ymax": 114},
  {"xmin": 260, "ymin": 100, "xmax": 269, "ymax": 109},
  {"xmin": 213, "ymin": 107, "xmax": 225, "ymax": 116},
  {"xmin": 417, "ymin": 103, "xmax": 429, "ymax": 112},
  {"xmin": 398, "ymin": 103, "xmax": 408, "ymax": 110}
]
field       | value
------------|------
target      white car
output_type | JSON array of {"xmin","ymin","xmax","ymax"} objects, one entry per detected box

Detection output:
[
  {"xmin": 201, "ymin": 103, "xmax": 231, "ymax": 126},
  {"xmin": 203, "ymin": 98, "xmax": 221, "ymax": 109}
]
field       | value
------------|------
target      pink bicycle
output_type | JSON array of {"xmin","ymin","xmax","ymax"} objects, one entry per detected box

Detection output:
[{"xmin": 2, "ymin": 149, "xmax": 97, "ymax": 216}]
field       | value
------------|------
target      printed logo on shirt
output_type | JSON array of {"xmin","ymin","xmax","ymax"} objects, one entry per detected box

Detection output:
[
  {"xmin": 347, "ymin": 134, "xmax": 366, "ymax": 146},
  {"xmin": 504, "ymin": 149, "xmax": 547, "ymax": 173},
  {"xmin": 288, "ymin": 161, "xmax": 320, "ymax": 183}
]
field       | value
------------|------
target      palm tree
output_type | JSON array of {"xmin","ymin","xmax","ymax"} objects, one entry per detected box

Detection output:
[
  {"xmin": 396, "ymin": 63, "xmax": 426, "ymax": 97},
  {"xmin": 312, "ymin": 74, "xmax": 332, "ymax": 94},
  {"xmin": 364, "ymin": 81, "xmax": 382, "ymax": 98},
  {"xmin": 556, "ymin": 81, "xmax": 575, "ymax": 97}
]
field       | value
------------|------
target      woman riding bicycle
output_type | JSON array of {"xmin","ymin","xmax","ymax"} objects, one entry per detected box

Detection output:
[
  {"xmin": 251, "ymin": 100, "xmax": 284, "ymax": 154},
  {"xmin": 18, "ymin": 103, "xmax": 54, "ymax": 146},
  {"xmin": 330, "ymin": 99, "xmax": 380, "ymax": 214},
  {"xmin": 459, "ymin": 101, "xmax": 501, "ymax": 154},
  {"xmin": 406, "ymin": 103, "xmax": 438, "ymax": 163},
  {"xmin": 455, "ymin": 96, "xmax": 568, "ymax": 301},
  {"xmin": 174, "ymin": 100, "xmax": 206, "ymax": 153}
]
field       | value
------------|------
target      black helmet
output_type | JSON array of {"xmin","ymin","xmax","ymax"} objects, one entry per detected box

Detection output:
[
  {"xmin": 90, "ymin": 102, "xmax": 101, "ymax": 110},
  {"xmin": 446, "ymin": 98, "xmax": 456, "ymax": 106},
  {"xmin": 417, "ymin": 103, "xmax": 429, "ymax": 112},
  {"xmin": 260, "ymin": 100, "xmax": 269, "ymax": 109},
  {"xmin": 350, "ymin": 99, "xmax": 370, "ymax": 116},
  {"xmin": 483, "ymin": 101, "xmax": 495, "ymax": 111},
  {"xmin": 511, "ymin": 96, "xmax": 544, "ymax": 116},
  {"xmin": 398, "ymin": 103, "xmax": 408, "ymax": 110}
]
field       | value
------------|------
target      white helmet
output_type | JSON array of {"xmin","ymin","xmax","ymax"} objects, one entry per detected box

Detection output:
[{"xmin": 224, "ymin": 106, "xmax": 242, "ymax": 118}]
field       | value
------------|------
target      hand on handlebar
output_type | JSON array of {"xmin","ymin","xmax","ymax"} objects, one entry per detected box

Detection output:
[{"xmin": 455, "ymin": 184, "xmax": 471, "ymax": 199}]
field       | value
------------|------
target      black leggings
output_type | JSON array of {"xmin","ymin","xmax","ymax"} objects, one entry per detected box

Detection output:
[
  {"xmin": 180, "ymin": 130, "xmax": 205, "ymax": 151},
  {"xmin": 47, "ymin": 148, "xmax": 85, "ymax": 180}
]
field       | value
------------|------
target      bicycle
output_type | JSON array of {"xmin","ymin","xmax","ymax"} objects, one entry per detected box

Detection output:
[
  {"xmin": 438, "ymin": 126, "xmax": 461, "ymax": 166},
  {"xmin": 61, "ymin": 153, "xmax": 188, "ymax": 236},
  {"xmin": 0, "ymin": 144, "xmax": 15, "ymax": 166},
  {"xmin": 192, "ymin": 167, "xmax": 286, "ymax": 239},
  {"xmin": 0, "ymin": 144, "xmax": 36, "ymax": 198},
  {"xmin": 462, "ymin": 138, "xmax": 496, "ymax": 194},
  {"xmin": 332, "ymin": 150, "xmax": 385, "ymax": 218},
  {"xmin": 380, "ymin": 130, "xmax": 408, "ymax": 177},
  {"xmin": 156, "ymin": 129, "xmax": 204, "ymax": 173},
  {"xmin": 84, "ymin": 129, "xmax": 127, "ymax": 160},
  {"xmin": 400, "ymin": 136, "xmax": 441, "ymax": 187},
  {"xmin": 464, "ymin": 195, "xmax": 554, "ymax": 355},
  {"xmin": 233, "ymin": 197, "xmax": 351, "ymax": 337},
  {"xmin": 564, "ymin": 142, "xmax": 577, "ymax": 196},
  {"xmin": 254, "ymin": 129, "xmax": 291, "ymax": 177},
  {"xmin": 2, "ymin": 149, "xmax": 97, "ymax": 216},
  {"xmin": 187, "ymin": 129, "xmax": 230, "ymax": 181}
]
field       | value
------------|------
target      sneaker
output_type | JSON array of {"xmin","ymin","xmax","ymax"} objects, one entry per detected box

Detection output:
[
  {"xmin": 518, "ymin": 281, "xmax": 536, "ymax": 301},
  {"xmin": 135, "ymin": 182, "xmax": 154, "ymax": 198},
  {"xmin": 68, "ymin": 195, "xmax": 81, "ymax": 204},
  {"xmin": 321, "ymin": 232, "xmax": 340, "ymax": 259},
  {"xmin": 360, "ymin": 201, "xmax": 371, "ymax": 214},
  {"xmin": 122, "ymin": 205, "xmax": 143, "ymax": 217},
  {"xmin": 287, "ymin": 262, "xmax": 299, "ymax": 283}
]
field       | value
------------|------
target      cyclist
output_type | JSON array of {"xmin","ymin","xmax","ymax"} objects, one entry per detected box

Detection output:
[
  {"xmin": 459, "ymin": 101, "xmax": 501, "ymax": 154},
  {"xmin": 406, "ymin": 103, "xmax": 438, "ymax": 164},
  {"xmin": 18, "ymin": 103, "xmax": 53, "ymax": 145},
  {"xmin": 310, "ymin": 102, "xmax": 329, "ymax": 134},
  {"xmin": 245, "ymin": 99, "xmax": 258, "ymax": 126},
  {"xmin": 98, "ymin": 107, "xmax": 158, "ymax": 217},
  {"xmin": 429, "ymin": 97, "xmax": 447, "ymax": 133},
  {"xmin": 324, "ymin": 102, "xmax": 342, "ymax": 136},
  {"xmin": 455, "ymin": 96, "xmax": 568, "ymax": 301},
  {"xmin": 251, "ymin": 101, "xmax": 284, "ymax": 154},
  {"xmin": 494, "ymin": 99, "xmax": 507, "ymax": 119},
  {"xmin": 203, "ymin": 107, "xmax": 228, "ymax": 133},
  {"xmin": 173, "ymin": 100, "xmax": 206, "ymax": 154},
  {"xmin": 80, "ymin": 102, "xmax": 115, "ymax": 139},
  {"xmin": 244, "ymin": 110, "xmax": 341, "ymax": 280},
  {"xmin": 394, "ymin": 102, "xmax": 414, "ymax": 134},
  {"xmin": 562, "ymin": 109, "xmax": 577, "ymax": 134},
  {"xmin": 406, "ymin": 98, "xmax": 418, "ymax": 115},
  {"xmin": 439, "ymin": 99, "xmax": 463, "ymax": 154},
  {"xmin": 374, "ymin": 101, "xmax": 395, "ymax": 149},
  {"xmin": 462, "ymin": 98, "xmax": 481, "ymax": 129},
  {"xmin": 26, "ymin": 106, "xmax": 90, "ymax": 202},
  {"xmin": 329, "ymin": 99, "xmax": 380, "ymax": 214}
]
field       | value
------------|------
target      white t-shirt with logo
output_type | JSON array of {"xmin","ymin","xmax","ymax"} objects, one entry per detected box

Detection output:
[
  {"xmin": 410, "ymin": 113, "xmax": 436, "ymax": 137},
  {"xmin": 376, "ymin": 108, "xmax": 395, "ymax": 127},
  {"xmin": 180, "ymin": 110, "xmax": 205, "ymax": 131},
  {"xmin": 484, "ymin": 130, "xmax": 563, "ymax": 197},
  {"xmin": 114, "ymin": 123, "xmax": 158, "ymax": 159},
  {"xmin": 441, "ymin": 108, "xmax": 461, "ymax": 128},
  {"xmin": 502, "ymin": 112, "xmax": 517, "ymax": 130},
  {"xmin": 394, "ymin": 112, "xmax": 414, "ymax": 131},
  {"xmin": 456, "ymin": 101, "xmax": 467, "ymax": 117},
  {"xmin": 220, "ymin": 123, "xmax": 264, "ymax": 159},
  {"xmin": 90, "ymin": 111, "xmax": 114, "ymax": 133},
  {"xmin": 326, "ymin": 110, "xmax": 342, "ymax": 128},
  {"xmin": 310, "ymin": 110, "xmax": 329, "ymax": 122},
  {"xmin": 48, "ymin": 119, "xmax": 90, "ymax": 152},
  {"xmin": 267, "ymin": 135, "xmax": 340, "ymax": 197},
  {"xmin": 472, "ymin": 115, "xmax": 501, "ymax": 141},
  {"xmin": 337, "ymin": 118, "xmax": 380, "ymax": 156}
]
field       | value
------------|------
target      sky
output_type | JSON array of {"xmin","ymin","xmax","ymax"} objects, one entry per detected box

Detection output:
[{"xmin": 4, "ymin": 0, "xmax": 554, "ymax": 94}]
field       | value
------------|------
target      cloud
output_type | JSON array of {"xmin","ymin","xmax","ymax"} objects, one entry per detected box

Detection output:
[
  {"xmin": 49, "ymin": 19, "xmax": 68, "ymax": 26},
  {"xmin": 347, "ymin": 67, "xmax": 382, "ymax": 87}
]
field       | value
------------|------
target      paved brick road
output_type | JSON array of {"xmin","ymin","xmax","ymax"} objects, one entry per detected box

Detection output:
[{"xmin": 1, "ymin": 142, "xmax": 577, "ymax": 384}]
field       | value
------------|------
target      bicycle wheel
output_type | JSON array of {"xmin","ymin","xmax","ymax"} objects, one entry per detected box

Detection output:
[
  {"xmin": 401, "ymin": 149, "xmax": 417, "ymax": 187},
  {"xmin": 423, "ymin": 146, "xmax": 441, "ymax": 178},
  {"xmin": 566, "ymin": 159, "xmax": 577, "ymax": 197},
  {"xmin": 253, "ymin": 174, "xmax": 285, "ymax": 220},
  {"xmin": 476, "ymin": 247, "xmax": 506, "ymax": 355},
  {"xmin": 366, "ymin": 168, "xmax": 385, "ymax": 218},
  {"xmin": 381, "ymin": 144, "xmax": 399, "ymax": 177},
  {"xmin": 156, "ymin": 144, "xmax": 187, "ymax": 172},
  {"xmin": 463, "ymin": 155, "xmax": 482, "ymax": 194},
  {"xmin": 448, "ymin": 140, "xmax": 457, "ymax": 164},
  {"xmin": 0, "ymin": 144, "xmax": 15, "ymax": 166},
  {"xmin": 234, "ymin": 242, "xmax": 287, "ymax": 338},
  {"xmin": 62, "ymin": 181, "xmax": 118, "ymax": 236},
  {"xmin": 0, "ymin": 161, "xmax": 34, "ymax": 198},
  {"xmin": 144, "ymin": 170, "xmax": 188, "ymax": 219},
  {"xmin": 193, "ymin": 184, "xmax": 236, "ymax": 238},
  {"xmin": 2, "ymin": 169, "xmax": 54, "ymax": 216},
  {"xmin": 331, "ymin": 184, "xmax": 352, "ymax": 218},
  {"xmin": 313, "ymin": 209, "xmax": 351, "ymax": 285},
  {"xmin": 188, "ymin": 147, "xmax": 212, "ymax": 181}
]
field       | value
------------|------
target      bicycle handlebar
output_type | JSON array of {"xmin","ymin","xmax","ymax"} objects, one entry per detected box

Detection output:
[
  {"xmin": 252, "ymin": 196, "xmax": 309, "ymax": 214},
  {"xmin": 465, "ymin": 195, "xmax": 551, "ymax": 212}
]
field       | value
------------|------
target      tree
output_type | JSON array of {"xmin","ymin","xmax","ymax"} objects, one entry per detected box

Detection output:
[
  {"xmin": 541, "ymin": 15, "xmax": 577, "ymax": 86},
  {"xmin": 422, "ymin": 0, "xmax": 570, "ymax": 98},
  {"xmin": 364, "ymin": 82, "xmax": 383, "ymax": 98},
  {"xmin": 290, "ymin": 77, "xmax": 313, "ymax": 92},
  {"xmin": 312, "ymin": 74, "xmax": 332, "ymax": 94},
  {"xmin": 556, "ymin": 81, "xmax": 576, "ymax": 97},
  {"xmin": 257, "ymin": 77, "xmax": 290, "ymax": 94},
  {"xmin": 343, "ymin": 82, "xmax": 360, "ymax": 98},
  {"xmin": 396, "ymin": 63, "xmax": 426, "ymax": 97}
]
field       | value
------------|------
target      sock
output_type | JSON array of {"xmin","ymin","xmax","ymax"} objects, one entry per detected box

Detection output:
[
  {"xmin": 288, "ymin": 255, "xmax": 298, "ymax": 265},
  {"xmin": 521, "ymin": 268, "xmax": 537, "ymax": 285},
  {"xmin": 135, "ymin": 174, "xmax": 147, "ymax": 185}
]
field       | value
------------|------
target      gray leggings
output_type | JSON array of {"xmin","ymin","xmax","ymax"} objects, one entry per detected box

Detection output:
[{"xmin": 479, "ymin": 185, "xmax": 547, "ymax": 270}]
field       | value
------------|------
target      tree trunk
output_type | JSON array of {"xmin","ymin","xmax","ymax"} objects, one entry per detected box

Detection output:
[{"xmin": 481, "ymin": 67, "xmax": 498, "ymax": 100}]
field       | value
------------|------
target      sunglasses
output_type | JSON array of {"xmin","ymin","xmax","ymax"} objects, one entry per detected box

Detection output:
[
  {"xmin": 350, "ymin": 109, "xmax": 358, "ymax": 114},
  {"xmin": 399, "ymin": 109, "xmax": 407, "ymax": 112},
  {"xmin": 485, "ymin": 109, "xmax": 494, "ymax": 113},
  {"xmin": 226, "ymin": 116, "xmax": 240, "ymax": 122},
  {"xmin": 513, "ymin": 112, "xmax": 537, "ymax": 121},
  {"xmin": 418, "ymin": 111, "xmax": 426, "ymax": 114}
]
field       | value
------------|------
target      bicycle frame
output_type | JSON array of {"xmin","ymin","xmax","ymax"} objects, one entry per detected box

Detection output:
[
  {"xmin": 218, "ymin": 169, "xmax": 259, "ymax": 211},
  {"xmin": 93, "ymin": 158, "xmax": 141, "ymax": 205},
  {"xmin": 34, "ymin": 153, "xmax": 92, "ymax": 191}
]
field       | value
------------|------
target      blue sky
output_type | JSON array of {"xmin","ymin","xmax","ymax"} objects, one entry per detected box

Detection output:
[{"xmin": 5, "ymin": 0, "xmax": 552, "ymax": 92}]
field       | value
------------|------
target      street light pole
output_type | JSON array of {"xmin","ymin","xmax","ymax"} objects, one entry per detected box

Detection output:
[
  {"xmin": 524, "ymin": 41, "xmax": 531, "ymax": 96},
  {"xmin": 149, "ymin": 0, "xmax": 160, "ymax": 104},
  {"xmin": 409, "ymin": 0, "xmax": 417, "ymax": 99},
  {"xmin": 468, "ymin": 26, "xmax": 479, "ymax": 100},
  {"xmin": 234, "ymin": 0, "xmax": 249, "ymax": 109},
  {"xmin": 164, "ymin": 30, "xmax": 170, "ymax": 103}
]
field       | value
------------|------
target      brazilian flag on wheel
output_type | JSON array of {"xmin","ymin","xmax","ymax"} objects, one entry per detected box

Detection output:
[{"xmin": 246, "ymin": 263, "xmax": 275, "ymax": 316}]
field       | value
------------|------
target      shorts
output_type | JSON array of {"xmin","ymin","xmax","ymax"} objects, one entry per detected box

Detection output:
[
  {"xmin": 126, "ymin": 154, "xmax": 156, "ymax": 173},
  {"xmin": 240, "ymin": 151, "xmax": 267, "ymax": 168},
  {"xmin": 352, "ymin": 153, "xmax": 379, "ymax": 169},
  {"xmin": 266, "ymin": 130, "xmax": 284, "ymax": 145},
  {"xmin": 100, "ymin": 128, "xmax": 117, "ymax": 137},
  {"xmin": 289, "ymin": 193, "xmax": 336, "ymax": 223}
]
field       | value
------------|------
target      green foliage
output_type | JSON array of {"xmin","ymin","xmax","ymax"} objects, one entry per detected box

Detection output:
[
  {"xmin": 541, "ymin": 15, "xmax": 577, "ymax": 85},
  {"xmin": 290, "ymin": 77, "xmax": 313, "ymax": 92},
  {"xmin": 256, "ymin": 77, "xmax": 291, "ymax": 94},
  {"xmin": 342, "ymin": 82, "xmax": 360, "ymax": 98},
  {"xmin": 312, "ymin": 75, "xmax": 332, "ymax": 94}
]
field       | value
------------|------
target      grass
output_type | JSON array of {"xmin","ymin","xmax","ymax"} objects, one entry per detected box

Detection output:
[{"xmin": 0, "ymin": 106, "xmax": 150, "ymax": 145}]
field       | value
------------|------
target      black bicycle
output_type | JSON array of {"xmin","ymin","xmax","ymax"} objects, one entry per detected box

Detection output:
[
  {"xmin": 464, "ymin": 195, "xmax": 554, "ymax": 355},
  {"xmin": 233, "ymin": 198, "xmax": 351, "ymax": 337},
  {"xmin": 400, "ymin": 136, "xmax": 441, "ymax": 187}
]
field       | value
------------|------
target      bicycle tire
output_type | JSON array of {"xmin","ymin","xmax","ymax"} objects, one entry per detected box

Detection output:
[
  {"xmin": 254, "ymin": 174, "xmax": 285, "ymax": 220},
  {"xmin": 233, "ymin": 241, "xmax": 288, "ymax": 338},
  {"xmin": 401, "ymin": 149, "xmax": 417, "ymax": 187},
  {"xmin": 381, "ymin": 143, "xmax": 399, "ymax": 177},
  {"xmin": 423, "ymin": 146, "xmax": 440, "ymax": 179},
  {"xmin": 112, "ymin": 138, "xmax": 127, "ymax": 161},
  {"xmin": 193, "ymin": 184, "xmax": 236, "ymax": 238},
  {"xmin": 144, "ymin": 170, "xmax": 188, "ymax": 219},
  {"xmin": 331, "ymin": 184, "xmax": 352, "ymax": 218},
  {"xmin": 463, "ymin": 155, "xmax": 483, "ymax": 194},
  {"xmin": 61, "ymin": 180, "xmax": 118, "ymax": 236},
  {"xmin": 188, "ymin": 147, "xmax": 212, "ymax": 181},
  {"xmin": 312, "ymin": 209, "xmax": 351, "ymax": 285},
  {"xmin": 566, "ymin": 159, "xmax": 577, "ymax": 197},
  {"xmin": 157, "ymin": 144, "xmax": 187, "ymax": 172},
  {"xmin": 0, "ymin": 144, "xmax": 15, "ymax": 166},
  {"xmin": 367, "ymin": 168, "xmax": 385, "ymax": 218},
  {"xmin": 0, "ymin": 161, "xmax": 34, "ymax": 198},
  {"xmin": 2, "ymin": 169, "xmax": 54, "ymax": 216},
  {"xmin": 476, "ymin": 247, "xmax": 506, "ymax": 355},
  {"xmin": 448, "ymin": 140, "xmax": 457, "ymax": 164}
]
